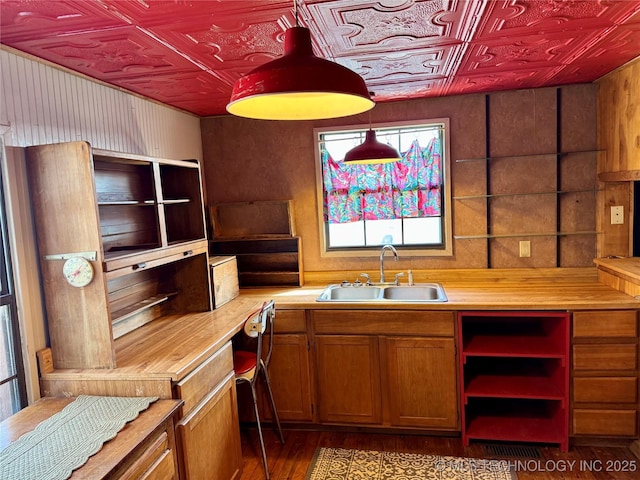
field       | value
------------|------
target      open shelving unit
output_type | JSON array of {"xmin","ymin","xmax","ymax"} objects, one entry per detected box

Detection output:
[
  {"xmin": 208, "ymin": 201, "xmax": 303, "ymax": 286},
  {"xmin": 26, "ymin": 141, "xmax": 212, "ymax": 369},
  {"xmin": 452, "ymin": 88, "xmax": 599, "ymax": 268},
  {"xmin": 458, "ymin": 311, "xmax": 570, "ymax": 451}
]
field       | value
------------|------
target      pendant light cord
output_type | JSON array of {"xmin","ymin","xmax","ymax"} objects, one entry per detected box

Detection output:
[{"xmin": 294, "ymin": 0, "xmax": 299, "ymax": 27}]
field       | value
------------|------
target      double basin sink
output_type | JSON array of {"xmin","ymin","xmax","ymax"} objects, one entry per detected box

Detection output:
[{"xmin": 316, "ymin": 283, "xmax": 447, "ymax": 303}]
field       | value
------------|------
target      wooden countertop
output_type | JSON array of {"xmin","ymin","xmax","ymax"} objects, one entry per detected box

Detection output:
[
  {"xmin": 595, "ymin": 257, "xmax": 640, "ymax": 282},
  {"xmin": 39, "ymin": 276, "xmax": 639, "ymax": 389},
  {"xmin": 40, "ymin": 296, "xmax": 263, "ymax": 384},
  {"xmin": 241, "ymin": 280, "xmax": 640, "ymax": 310},
  {"xmin": 114, "ymin": 296, "xmax": 262, "ymax": 380},
  {"xmin": 0, "ymin": 397, "xmax": 182, "ymax": 479}
]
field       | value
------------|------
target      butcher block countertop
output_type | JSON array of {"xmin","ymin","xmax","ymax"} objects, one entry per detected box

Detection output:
[
  {"xmin": 38, "ymin": 269, "xmax": 639, "ymax": 391},
  {"xmin": 39, "ymin": 296, "xmax": 263, "ymax": 387},
  {"xmin": 241, "ymin": 279, "xmax": 640, "ymax": 311}
]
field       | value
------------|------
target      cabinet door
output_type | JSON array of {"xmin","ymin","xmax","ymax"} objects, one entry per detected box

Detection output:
[
  {"xmin": 315, "ymin": 335, "xmax": 381, "ymax": 424},
  {"xmin": 384, "ymin": 337, "xmax": 458, "ymax": 429},
  {"xmin": 176, "ymin": 373, "xmax": 242, "ymax": 480},
  {"xmin": 262, "ymin": 333, "xmax": 313, "ymax": 422}
]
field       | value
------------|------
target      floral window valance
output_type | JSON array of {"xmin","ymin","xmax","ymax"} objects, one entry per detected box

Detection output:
[{"xmin": 322, "ymin": 137, "xmax": 442, "ymax": 224}]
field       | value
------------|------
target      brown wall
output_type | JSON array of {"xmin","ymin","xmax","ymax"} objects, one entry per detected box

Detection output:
[{"xmin": 201, "ymin": 84, "xmax": 597, "ymax": 274}]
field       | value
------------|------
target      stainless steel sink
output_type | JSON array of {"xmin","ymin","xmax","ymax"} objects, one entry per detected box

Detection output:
[
  {"xmin": 382, "ymin": 285, "xmax": 446, "ymax": 301},
  {"xmin": 316, "ymin": 283, "xmax": 447, "ymax": 303},
  {"xmin": 322, "ymin": 286, "xmax": 382, "ymax": 300}
]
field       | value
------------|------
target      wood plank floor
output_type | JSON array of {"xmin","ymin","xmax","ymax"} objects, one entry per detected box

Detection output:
[{"xmin": 238, "ymin": 428, "xmax": 639, "ymax": 480}]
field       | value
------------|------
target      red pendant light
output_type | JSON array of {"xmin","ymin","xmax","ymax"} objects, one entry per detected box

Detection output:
[
  {"xmin": 226, "ymin": 2, "xmax": 374, "ymax": 120},
  {"xmin": 344, "ymin": 129, "xmax": 401, "ymax": 164}
]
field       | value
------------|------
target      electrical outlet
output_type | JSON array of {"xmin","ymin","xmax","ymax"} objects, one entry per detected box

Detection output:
[
  {"xmin": 611, "ymin": 206, "xmax": 624, "ymax": 225},
  {"xmin": 519, "ymin": 240, "xmax": 531, "ymax": 258}
]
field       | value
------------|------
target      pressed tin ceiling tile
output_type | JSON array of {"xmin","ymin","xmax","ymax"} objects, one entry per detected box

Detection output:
[{"xmin": 1, "ymin": 0, "xmax": 639, "ymax": 116}]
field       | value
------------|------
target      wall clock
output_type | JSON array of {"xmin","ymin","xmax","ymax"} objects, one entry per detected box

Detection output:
[{"xmin": 62, "ymin": 256, "xmax": 94, "ymax": 287}]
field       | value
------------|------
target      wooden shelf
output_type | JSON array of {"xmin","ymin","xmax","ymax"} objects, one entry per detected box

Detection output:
[
  {"xmin": 210, "ymin": 237, "xmax": 302, "ymax": 287},
  {"xmin": 465, "ymin": 406, "xmax": 564, "ymax": 445},
  {"xmin": 458, "ymin": 311, "xmax": 569, "ymax": 450},
  {"xmin": 454, "ymin": 231, "xmax": 599, "ymax": 240},
  {"xmin": 111, "ymin": 292, "xmax": 177, "ymax": 325},
  {"xmin": 98, "ymin": 200, "xmax": 156, "ymax": 206},
  {"xmin": 462, "ymin": 335, "xmax": 565, "ymax": 358},
  {"xmin": 456, "ymin": 149, "xmax": 601, "ymax": 163},
  {"xmin": 464, "ymin": 374, "xmax": 564, "ymax": 399},
  {"xmin": 453, "ymin": 189, "xmax": 599, "ymax": 200}
]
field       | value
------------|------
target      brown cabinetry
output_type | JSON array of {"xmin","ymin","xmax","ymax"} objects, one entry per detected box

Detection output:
[
  {"xmin": 384, "ymin": 336, "xmax": 458, "ymax": 429},
  {"xmin": 311, "ymin": 310, "xmax": 458, "ymax": 430},
  {"xmin": 262, "ymin": 310, "xmax": 313, "ymax": 422},
  {"xmin": 177, "ymin": 373, "xmax": 242, "ymax": 480},
  {"xmin": 571, "ymin": 310, "xmax": 639, "ymax": 437},
  {"xmin": 26, "ymin": 141, "xmax": 211, "ymax": 370},
  {"xmin": 174, "ymin": 341, "xmax": 242, "ymax": 480},
  {"xmin": 315, "ymin": 334, "xmax": 382, "ymax": 424}
]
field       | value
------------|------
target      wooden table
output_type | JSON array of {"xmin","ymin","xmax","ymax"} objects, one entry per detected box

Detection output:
[{"xmin": 0, "ymin": 397, "xmax": 182, "ymax": 479}]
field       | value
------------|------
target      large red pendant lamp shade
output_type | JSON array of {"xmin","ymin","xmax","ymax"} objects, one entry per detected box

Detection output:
[{"xmin": 226, "ymin": 26, "xmax": 374, "ymax": 120}]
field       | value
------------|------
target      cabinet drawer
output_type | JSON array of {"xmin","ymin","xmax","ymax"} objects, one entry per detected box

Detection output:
[
  {"xmin": 274, "ymin": 309, "xmax": 306, "ymax": 333},
  {"xmin": 573, "ymin": 345, "xmax": 638, "ymax": 370},
  {"xmin": 573, "ymin": 409, "xmax": 637, "ymax": 436},
  {"xmin": 312, "ymin": 310, "xmax": 455, "ymax": 336},
  {"xmin": 120, "ymin": 431, "xmax": 176, "ymax": 480},
  {"xmin": 573, "ymin": 310, "xmax": 637, "ymax": 338},
  {"xmin": 175, "ymin": 342, "xmax": 233, "ymax": 415},
  {"xmin": 572, "ymin": 344, "xmax": 637, "ymax": 371},
  {"xmin": 573, "ymin": 377, "xmax": 638, "ymax": 403}
]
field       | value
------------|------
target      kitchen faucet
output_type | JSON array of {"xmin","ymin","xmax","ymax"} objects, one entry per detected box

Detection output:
[{"xmin": 379, "ymin": 244, "xmax": 399, "ymax": 283}]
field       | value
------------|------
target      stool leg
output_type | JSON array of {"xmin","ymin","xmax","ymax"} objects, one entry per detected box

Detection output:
[
  {"xmin": 261, "ymin": 361, "xmax": 285, "ymax": 444},
  {"xmin": 250, "ymin": 382, "xmax": 270, "ymax": 480}
]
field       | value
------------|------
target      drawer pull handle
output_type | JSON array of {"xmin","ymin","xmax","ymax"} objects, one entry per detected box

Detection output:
[
  {"xmin": 183, "ymin": 250, "xmax": 193, "ymax": 257},
  {"xmin": 133, "ymin": 262, "xmax": 147, "ymax": 270}
]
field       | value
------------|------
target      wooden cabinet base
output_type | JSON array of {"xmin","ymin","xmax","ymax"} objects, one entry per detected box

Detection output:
[{"xmin": 177, "ymin": 373, "xmax": 242, "ymax": 480}]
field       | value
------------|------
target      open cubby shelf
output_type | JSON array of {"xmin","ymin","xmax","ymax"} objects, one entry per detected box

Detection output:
[
  {"xmin": 210, "ymin": 237, "xmax": 302, "ymax": 286},
  {"xmin": 458, "ymin": 311, "xmax": 569, "ymax": 451},
  {"xmin": 111, "ymin": 292, "xmax": 178, "ymax": 325}
]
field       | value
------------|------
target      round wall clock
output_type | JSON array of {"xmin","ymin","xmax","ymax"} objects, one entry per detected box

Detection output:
[{"xmin": 62, "ymin": 257, "xmax": 94, "ymax": 287}]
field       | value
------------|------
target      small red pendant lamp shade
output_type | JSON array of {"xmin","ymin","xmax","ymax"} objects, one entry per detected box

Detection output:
[
  {"xmin": 344, "ymin": 129, "xmax": 401, "ymax": 164},
  {"xmin": 226, "ymin": 26, "xmax": 374, "ymax": 120}
]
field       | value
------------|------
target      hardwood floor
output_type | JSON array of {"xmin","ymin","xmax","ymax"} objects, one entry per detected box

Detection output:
[{"xmin": 238, "ymin": 428, "xmax": 639, "ymax": 480}]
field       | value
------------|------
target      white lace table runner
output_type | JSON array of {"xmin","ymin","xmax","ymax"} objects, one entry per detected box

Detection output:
[{"xmin": 0, "ymin": 395, "xmax": 158, "ymax": 480}]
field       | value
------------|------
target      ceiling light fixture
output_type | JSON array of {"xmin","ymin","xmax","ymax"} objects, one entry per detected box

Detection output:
[
  {"xmin": 344, "ymin": 111, "xmax": 401, "ymax": 164},
  {"xmin": 226, "ymin": 0, "xmax": 374, "ymax": 121}
]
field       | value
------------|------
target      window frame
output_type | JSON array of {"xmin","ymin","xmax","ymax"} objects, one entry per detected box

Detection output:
[{"xmin": 314, "ymin": 118, "xmax": 452, "ymax": 258}]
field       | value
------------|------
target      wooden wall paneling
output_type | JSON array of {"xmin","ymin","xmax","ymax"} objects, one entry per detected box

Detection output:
[
  {"xmin": 0, "ymin": 49, "xmax": 202, "ymax": 161},
  {"xmin": 597, "ymin": 58, "xmax": 640, "ymax": 174},
  {"xmin": 597, "ymin": 182, "xmax": 632, "ymax": 257}
]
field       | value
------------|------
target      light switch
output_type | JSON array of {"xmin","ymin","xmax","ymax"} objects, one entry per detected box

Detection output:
[
  {"xmin": 519, "ymin": 240, "xmax": 531, "ymax": 258},
  {"xmin": 611, "ymin": 206, "xmax": 624, "ymax": 225}
]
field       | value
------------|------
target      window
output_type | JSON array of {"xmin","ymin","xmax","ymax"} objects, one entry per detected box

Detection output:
[
  {"xmin": 0, "ymin": 147, "xmax": 27, "ymax": 421},
  {"xmin": 315, "ymin": 119, "xmax": 451, "ymax": 256}
]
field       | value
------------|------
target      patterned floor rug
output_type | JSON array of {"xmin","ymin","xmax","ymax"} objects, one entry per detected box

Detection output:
[{"xmin": 306, "ymin": 447, "xmax": 518, "ymax": 480}]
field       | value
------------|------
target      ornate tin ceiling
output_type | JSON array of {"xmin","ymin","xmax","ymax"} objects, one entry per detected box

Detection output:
[{"xmin": 1, "ymin": 0, "xmax": 639, "ymax": 117}]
